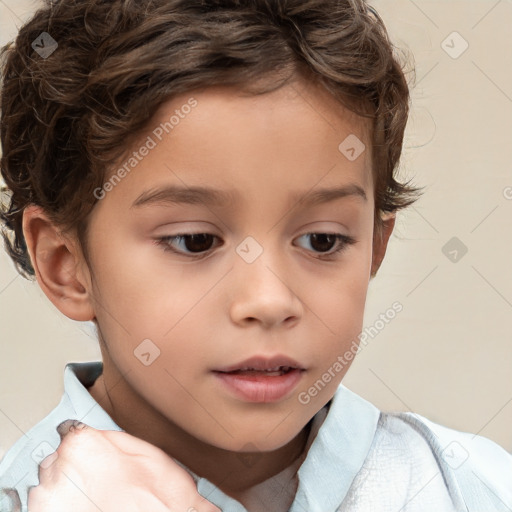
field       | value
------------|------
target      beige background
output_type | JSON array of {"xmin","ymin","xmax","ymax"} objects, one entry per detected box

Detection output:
[{"xmin": 0, "ymin": 0, "xmax": 511, "ymax": 460}]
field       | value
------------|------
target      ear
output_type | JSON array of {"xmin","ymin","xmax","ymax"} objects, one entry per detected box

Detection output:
[
  {"xmin": 22, "ymin": 205, "xmax": 95, "ymax": 321},
  {"xmin": 370, "ymin": 213, "xmax": 396, "ymax": 279}
]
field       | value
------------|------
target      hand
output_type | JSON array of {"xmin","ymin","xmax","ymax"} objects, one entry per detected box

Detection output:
[{"xmin": 27, "ymin": 420, "xmax": 221, "ymax": 512}]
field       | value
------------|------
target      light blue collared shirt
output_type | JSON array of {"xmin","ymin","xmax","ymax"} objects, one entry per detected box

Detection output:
[{"xmin": 0, "ymin": 361, "xmax": 511, "ymax": 511}]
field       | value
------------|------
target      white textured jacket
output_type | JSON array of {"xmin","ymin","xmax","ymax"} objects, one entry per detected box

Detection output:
[{"xmin": 0, "ymin": 361, "xmax": 511, "ymax": 512}]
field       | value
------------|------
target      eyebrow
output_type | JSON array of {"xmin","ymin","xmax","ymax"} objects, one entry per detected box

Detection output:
[{"xmin": 131, "ymin": 183, "xmax": 367, "ymax": 209}]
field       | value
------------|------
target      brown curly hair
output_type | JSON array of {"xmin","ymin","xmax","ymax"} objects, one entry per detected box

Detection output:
[{"xmin": 0, "ymin": 0, "xmax": 423, "ymax": 279}]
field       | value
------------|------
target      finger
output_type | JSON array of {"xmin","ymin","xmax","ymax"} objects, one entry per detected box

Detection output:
[
  {"xmin": 56, "ymin": 419, "xmax": 88, "ymax": 440},
  {"xmin": 36, "ymin": 449, "xmax": 60, "ymax": 489},
  {"xmin": 100, "ymin": 430, "xmax": 195, "ymax": 481},
  {"xmin": 100, "ymin": 430, "xmax": 218, "ymax": 509},
  {"xmin": 27, "ymin": 484, "xmax": 45, "ymax": 512},
  {"xmin": 185, "ymin": 498, "xmax": 222, "ymax": 512}
]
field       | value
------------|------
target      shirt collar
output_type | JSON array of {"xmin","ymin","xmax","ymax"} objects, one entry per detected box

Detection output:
[
  {"xmin": 63, "ymin": 361, "xmax": 122, "ymax": 431},
  {"xmin": 291, "ymin": 384, "xmax": 380, "ymax": 511},
  {"xmin": 66, "ymin": 361, "xmax": 380, "ymax": 511}
]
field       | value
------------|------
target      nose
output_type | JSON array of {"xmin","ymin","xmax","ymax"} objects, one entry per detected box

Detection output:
[{"xmin": 228, "ymin": 246, "xmax": 304, "ymax": 329}]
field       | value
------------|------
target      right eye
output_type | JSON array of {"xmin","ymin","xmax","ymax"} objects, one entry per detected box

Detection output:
[{"xmin": 154, "ymin": 233, "xmax": 222, "ymax": 258}]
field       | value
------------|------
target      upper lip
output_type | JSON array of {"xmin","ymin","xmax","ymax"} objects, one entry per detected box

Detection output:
[{"xmin": 214, "ymin": 355, "xmax": 305, "ymax": 373}]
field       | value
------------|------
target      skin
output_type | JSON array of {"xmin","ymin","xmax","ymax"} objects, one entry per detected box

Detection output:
[{"xmin": 22, "ymin": 76, "xmax": 395, "ymax": 508}]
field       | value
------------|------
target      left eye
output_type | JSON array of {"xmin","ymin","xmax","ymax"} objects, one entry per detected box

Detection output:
[
  {"xmin": 155, "ymin": 232, "xmax": 356, "ymax": 259},
  {"xmin": 294, "ymin": 232, "xmax": 356, "ymax": 257}
]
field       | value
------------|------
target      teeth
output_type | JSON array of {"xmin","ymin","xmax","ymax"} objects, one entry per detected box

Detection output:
[{"xmin": 237, "ymin": 366, "xmax": 292, "ymax": 372}]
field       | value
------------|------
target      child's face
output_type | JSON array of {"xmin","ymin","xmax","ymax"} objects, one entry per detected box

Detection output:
[{"xmin": 77, "ymin": 78, "xmax": 386, "ymax": 452}]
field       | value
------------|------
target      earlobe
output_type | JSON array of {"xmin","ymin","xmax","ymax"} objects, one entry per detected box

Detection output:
[
  {"xmin": 22, "ymin": 205, "xmax": 95, "ymax": 321},
  {"xmin": 370, "ymin": 213, "xmax": 396, "ymax": 279}
]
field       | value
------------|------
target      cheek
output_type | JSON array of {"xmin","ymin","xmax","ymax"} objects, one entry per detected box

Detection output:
[
  {"xmin": 86, "ymin": 238, "xmax": 167, "ymax": 355},
  {"xmin": 306, "ymin": 242, "xmax": 372, "ymax": 379},
  {"xmin": 319, "ymin": 241, "xmax": 372, "ymax": 326},
  {"xmin": 91, "ymin": 233, "xmax": 168, "ymax": 310},
  {"xmin": 89, "ymin": 243, "xmax": 209, "ymax": 371},
  {"xmin": 296, "ymin": 261, "xmax": 370, "ymax": 411}
]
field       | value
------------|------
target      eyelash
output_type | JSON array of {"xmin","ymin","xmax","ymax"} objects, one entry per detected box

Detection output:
[{"xmin": 154, "ymin": 232, "xmax": 357, "ymax": 261}]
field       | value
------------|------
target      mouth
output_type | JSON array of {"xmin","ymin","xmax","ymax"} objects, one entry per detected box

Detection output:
[
  {"xmin": 213, "ymin": 355, "xmax": 305, "ymax": 375},
  {"xmin": 220, "ymin": 366, "xmax": 297, "ymax": 377},
  {"xmin": 212, "ymin": 355, "xmax": 306, "ymax": 402}
]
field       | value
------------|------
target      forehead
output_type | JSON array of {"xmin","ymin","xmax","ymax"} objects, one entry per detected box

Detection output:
[
  {"xmin": 151, "ymin": 80, "xmax": 372, "ymax": 157},
  {"xmin": 157, "ymin": 78, "xmax": 368, "ymax": 120},
  {"xmin": 104, "ymin": 78, "xmax": 373, "ymax": 209}
]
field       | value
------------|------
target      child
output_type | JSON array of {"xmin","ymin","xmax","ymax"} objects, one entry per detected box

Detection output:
[{"xmin": 0, "ymin": 0, "xmax": 511, "ymax": 511}]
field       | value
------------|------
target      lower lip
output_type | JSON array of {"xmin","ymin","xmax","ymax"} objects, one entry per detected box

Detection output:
[{"xmin": 213, "ymin": 369, "xmax": 304, "ymax": 403}]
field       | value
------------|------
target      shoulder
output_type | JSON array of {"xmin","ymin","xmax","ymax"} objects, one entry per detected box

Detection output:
[
  {"xmin": 0, "ymin": 395, "xmax": 73, "ymax": 510},
  {"xmin": 0, "ymin": 362, "xmax": 122, "ymax": 511},
  {"xmin": 382, "ymin": 411, "xmax": 512, "ymax": 511}
]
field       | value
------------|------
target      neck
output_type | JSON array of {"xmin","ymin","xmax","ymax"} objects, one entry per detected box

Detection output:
[{"xmin": 87, "ymin": 368, "xmax": 313, "ymax": 494}]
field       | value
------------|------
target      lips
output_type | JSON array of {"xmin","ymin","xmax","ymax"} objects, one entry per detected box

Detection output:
[{"xmin": 213, "ymin": 355, "xmax": 306, "ymax": 402}]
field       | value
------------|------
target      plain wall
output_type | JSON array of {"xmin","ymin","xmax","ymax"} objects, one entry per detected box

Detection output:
[{"xmin": 0, "ymin": 0, "xmax": 511, "ymax": 460}]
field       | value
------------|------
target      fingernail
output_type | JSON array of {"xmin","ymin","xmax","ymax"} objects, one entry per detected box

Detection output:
[{"xmin": 56, "ymin": 419, "xmax": 87, "ymax": 439}]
